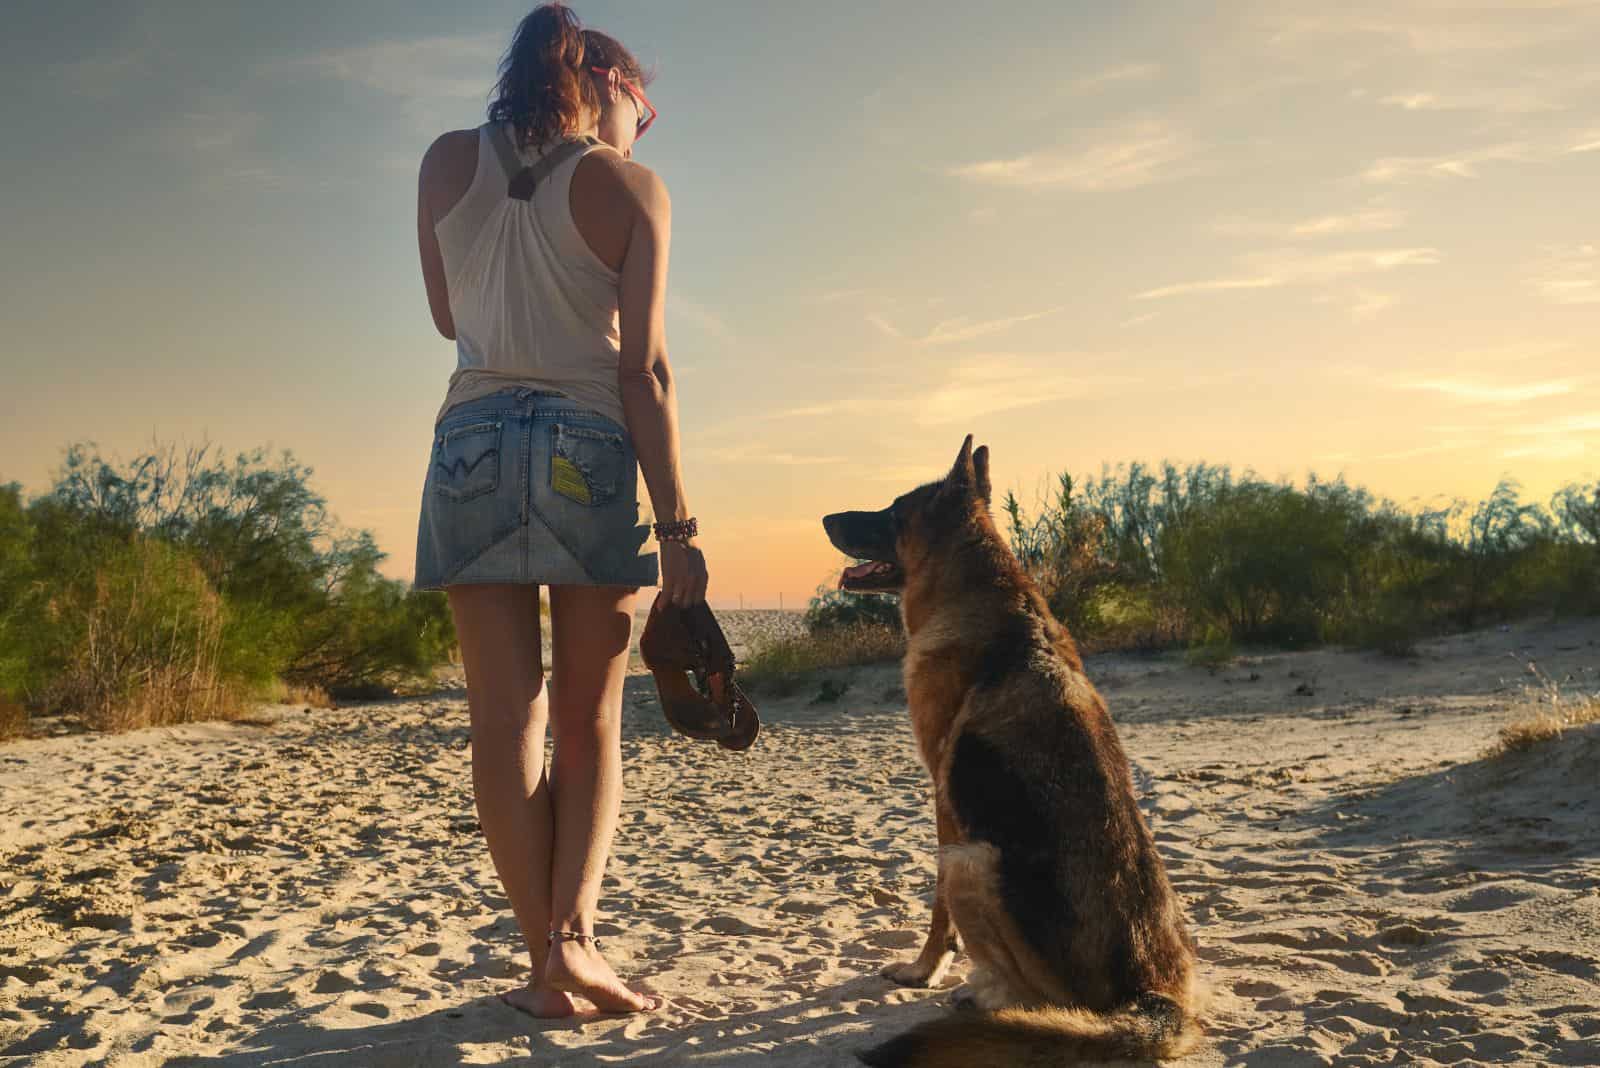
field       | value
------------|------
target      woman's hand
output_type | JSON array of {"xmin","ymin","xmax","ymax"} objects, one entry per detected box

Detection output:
[{"xmin": 659, "ymin": 539, "xmax": 708, "ymax": 606}]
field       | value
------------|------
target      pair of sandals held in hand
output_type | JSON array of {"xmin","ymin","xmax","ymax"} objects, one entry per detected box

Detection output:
[{"xmin": 639, "ymin": 594, "xmax": 759, "ymax": 751}]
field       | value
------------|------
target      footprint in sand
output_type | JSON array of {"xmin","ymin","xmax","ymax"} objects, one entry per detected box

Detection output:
[{"xmin": 1448, "ymin": 966, "xmax": 1512, "ymax": 994}]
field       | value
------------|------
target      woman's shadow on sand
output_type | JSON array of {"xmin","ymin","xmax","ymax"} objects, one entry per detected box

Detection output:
[{"xmin": 163, "ymin": 972, "xmax": 961, "ymax": 1068}]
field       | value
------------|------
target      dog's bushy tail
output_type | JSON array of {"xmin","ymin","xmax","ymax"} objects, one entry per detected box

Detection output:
[{"xmin": 857, "ymin": 993, "xmax": 1200, "ymax": 1068}]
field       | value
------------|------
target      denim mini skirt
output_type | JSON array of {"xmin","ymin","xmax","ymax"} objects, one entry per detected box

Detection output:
[{"xmin": 413, "ymin": 388, "xmax": 658, "ymax": 591}]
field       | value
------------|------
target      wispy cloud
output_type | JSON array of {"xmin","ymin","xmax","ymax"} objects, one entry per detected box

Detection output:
[
  {"xmin": 1373, "ymin": 440, "xmax": 1474, "ymax": 461},
  {"xmin": 1500, "ymin": 411, "xmax": 1600, "ymax": 460},
  {"xmin": 670, "ymin": 297, "xmax": 736, "ymax": 342},
  {"xmin": 1348, "ymin": 290, "xmax": 1398, "ymax": 321},
  {"xmin": 1212, "ymin": 209, "xmax": 1407, "ymax": 240},
  {"xmin": 1137, "ymin": 278, "xmax": 1281, "ymax": 300},
  {"xmin": 1137, "ymin": 247, "xmax": 1439, "ymax": 300},
  {"xmin": 699, "ymin": 445, "xmax": 847, "ymax": 466},
  {"xmin": 948, "ymin": 119, "xmax": 1198, "ymax": 192},
  {"xmin": 284, "ymin": 34, "xmax": 500, "ymax": 101},
  {"xmin": 153, "ymin": 98, "xmax": 336, "ymax": 192},
  {"xmin": 1378, "ymin": 87, "xmax": 1561, "ymax": 114},
  {"xmin": 273, "ymin": 33, "xmax": 501, "ymax": 134},
  {"xmin": 774, "ymin": 355, "xmax": 1136, "ymax": 427},
  {"xmin": 1259, "ymin": 5, "xmax": 1598, "ymax": 58},
  {"xmin": 54, "ymin": 48, "xmax": 152, "ymax": 98},
  {"xmin": 1069, "ymin": 63, "xmax": 1161, "ymax": 94},
  {"xmin": 1501, "ymin": 440, "xmax": 1588, "ymax": 460},
  {"xmin": 862, "ymin": 308, "xmax": 1062, "ymax": 346},
  {"xmin": 1393, "ymin": 376, "xmax": 1578, "ymax": 405},
  {"xmin": 1362, "ymin": 143, "xmax": 1532, "ymax": 183},
  {"xmin": 864, "ymin": 314, "xmax": 902, "ymax": 340},
  {"xmin": 1525, "ymin": 244, "xmax": 1600, "ymax": 305},
  {"xmin": 921, "ymin": 309, "xmax": 1062, "ymax": 346},
  {"xmin": 1509, "ymin": 412, "xmax": 1600, "ymax": 435},
  {"xmin": 161, "ymin": 103, "xmax": 263, "ymax": 156}
]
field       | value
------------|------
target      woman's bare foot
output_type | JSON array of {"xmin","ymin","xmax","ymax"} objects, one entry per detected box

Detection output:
[
  {"xmin": 544, "ymin": 938, "xmax": 659, "ymax": 1013},
  {"xmin": 498, "ymin": 985, "xmax": 578, "ymax": 1019}
]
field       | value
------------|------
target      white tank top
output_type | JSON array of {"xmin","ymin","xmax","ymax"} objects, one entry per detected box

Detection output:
[{"xmin": 433, "ymin": 123, "xmax": 625, "ymax": 426}]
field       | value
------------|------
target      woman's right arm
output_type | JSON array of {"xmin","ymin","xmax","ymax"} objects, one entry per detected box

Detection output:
[
  {"xmin": 418, "ymin": 131, "xmax": 476, "ymax": 342},
  {"xmin": 615, "ymin": 165, "xmax": 708, "ymax": 606}
]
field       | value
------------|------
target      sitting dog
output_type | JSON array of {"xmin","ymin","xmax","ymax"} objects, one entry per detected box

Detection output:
[{"xmin": 822, "ymin": 437, "xmax": 1202, "ymax": 1065}]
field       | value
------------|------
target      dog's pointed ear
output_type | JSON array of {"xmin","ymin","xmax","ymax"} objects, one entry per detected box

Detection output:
[
  {"xmin": 973, "ymin": 445, "xmax": 991, "ymax": 503},
  {"xmin": 947, "ymin": 434, "xmax": 976, "ymax": 490}
]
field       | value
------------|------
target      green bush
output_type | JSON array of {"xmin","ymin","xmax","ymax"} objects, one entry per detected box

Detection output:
[
  {"xmin": 40, "ymin": 536, "xmax": 240, "ymax": 732},
  {"xmin": 0, "ymin": 443, "xmax": 458, "ymax": 734},
  {"xmin": 0, "ymin": 484, "xmax": 39, "ymax": 707},
  {"xmin": 1005, "ymin": 464, "xmax": 1600, "ymax": 654},
  {"xmin": 1184, "ymin": 626, "xmax": 1236, "ymax": 669},
  {"xmin": 803, "ymin": 584, "xmax": 901, "ymax": 635},
  {"xmin": 741, "ymin": 623, "xmax": 905, "ymax": 697}
]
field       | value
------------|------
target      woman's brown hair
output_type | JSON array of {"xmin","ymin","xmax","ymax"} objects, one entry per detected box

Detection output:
[{"xmin": 487, "ymin": 3, "xmax": 651, "ymax": 151}]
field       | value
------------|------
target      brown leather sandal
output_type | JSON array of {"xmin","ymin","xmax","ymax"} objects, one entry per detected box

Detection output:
[{"xmin": 639, "ymin": 594, "xmax": 760, "ymax": 750}]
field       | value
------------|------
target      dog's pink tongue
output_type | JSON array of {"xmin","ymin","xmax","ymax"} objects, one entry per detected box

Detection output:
[
  {"xmin": 841, "ymin": 563, "xmax": 870, "ymax": 587},
  {"xmin": 841, "ymin": 561, "xmax": 891, "ymax": 587}
]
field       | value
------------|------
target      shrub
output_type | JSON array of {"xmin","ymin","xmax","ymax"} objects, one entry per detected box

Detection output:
[
  {"xmin": 1004, "ymin": 463, "xmax": 1600, "ymax": 654},
  {"xmin": 284, "ymin": 532, "xmax": 455, "ymax": 698},
  {"xmin": 40, "ymin": 536, "xmax": 242, "ymax": 732},
  {"xmin": 1184, "ymin": 626, "xmax": 1236, "ymax": 669},
  {"xmin": 1343, "ymin": 590, "xmax": 1432, "ymax": 658},
  {"xmin": 803, "ymin": 585, "xmax": 901, "ymax": 635},
  {"xmin": 0, "ymin": 442, "xmax": 459, "ymax": 734},
  {"xmin": 741, "ymin": 623, "xmax": 905, "ymax": 697},
  {"xmin": 0, "ymin": 695, "xmax": 25, "ymax": 741},
  {"xmin": 0, "ymin": 484, "xmax": 40, "ymax": 708},
  {"xmin": 1487, "ymin": 664, "xmax": 1600, "ymax": 757}
]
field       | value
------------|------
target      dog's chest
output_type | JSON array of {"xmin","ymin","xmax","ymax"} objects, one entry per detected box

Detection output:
[{"xmin": 903, "ymin": 654, "xmax": 968, "ymax": 774}]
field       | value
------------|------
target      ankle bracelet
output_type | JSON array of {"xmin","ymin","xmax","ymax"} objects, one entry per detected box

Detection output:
[{"xmin": 548, "ymin": 929, "xmax": 603, "ymax": 951}]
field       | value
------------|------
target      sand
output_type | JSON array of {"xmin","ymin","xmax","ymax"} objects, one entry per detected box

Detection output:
[{"xmin": 2, "ymin": 615, "xmax": 1598, "ymax": 1066}]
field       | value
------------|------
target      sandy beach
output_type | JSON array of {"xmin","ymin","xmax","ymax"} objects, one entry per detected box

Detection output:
[{"xmin": 3, "ymin": 614, "xmax": 1598, "ymax": 1066}]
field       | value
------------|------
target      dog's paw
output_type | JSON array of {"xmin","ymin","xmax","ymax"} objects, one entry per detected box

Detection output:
[{"xmin": 881, "ymin": 960, "xmax": 937, "ymax": 988}]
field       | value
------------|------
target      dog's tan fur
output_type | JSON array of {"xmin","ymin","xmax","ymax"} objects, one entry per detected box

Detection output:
[{"xmin": 829, "ymin": 438, "xmax": 1204, "ymax": 1066}]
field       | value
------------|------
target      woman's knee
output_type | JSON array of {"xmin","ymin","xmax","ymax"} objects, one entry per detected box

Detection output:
[
  {"xmin": 549, "ymin": 697, "xmax": 621, "ymax": 750},
  {"xmin": 469, "ymin": 675, "xmax": 550, "ymax": 733}
]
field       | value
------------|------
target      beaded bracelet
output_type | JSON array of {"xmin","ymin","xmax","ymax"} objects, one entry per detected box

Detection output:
[{"xmin": 653, "ymin": 517, "xmax": 698, "ymax": 543}]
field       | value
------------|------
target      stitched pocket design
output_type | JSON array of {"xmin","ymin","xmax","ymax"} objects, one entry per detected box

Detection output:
[
  {"xmin": 550, "ymin": 423, "xmax": 626, "ymax": 507},
  {"xmin": 433, "ymin": 420, "xmax": 502, "ymax": 502}
]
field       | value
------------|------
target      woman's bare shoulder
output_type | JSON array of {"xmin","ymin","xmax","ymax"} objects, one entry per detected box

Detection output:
[
  {"xmin": 419, "ymin": 129, "xmax": 480, "ymax": 220},
  {"xmin": 575, "ymin": 150, "xmax": 669, "ymax": 214}
]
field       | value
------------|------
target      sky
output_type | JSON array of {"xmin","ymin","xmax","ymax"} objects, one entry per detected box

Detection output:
[{"xmin": 3, "ymin": 0, "xmax": 1598, "ymax": 610}]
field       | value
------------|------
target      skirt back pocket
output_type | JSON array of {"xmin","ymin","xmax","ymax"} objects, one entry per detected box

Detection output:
[
  {"xmin": 433, "ymin": 419, "xmax": 503, "ymax": 502},
  {"xmin": 550, "ymin": 423, "xmax": 627, "ymax": 507}
]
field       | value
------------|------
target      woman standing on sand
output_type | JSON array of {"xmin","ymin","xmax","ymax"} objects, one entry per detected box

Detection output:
[{"xmin": 413, "ymin": 3, "xmax": 703, "ymax": 1017}]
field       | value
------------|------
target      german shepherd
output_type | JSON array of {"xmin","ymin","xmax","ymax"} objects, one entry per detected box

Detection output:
[{"xmin": 822, "ymin": 437, "xmax": 1202, "ymax": 1066}]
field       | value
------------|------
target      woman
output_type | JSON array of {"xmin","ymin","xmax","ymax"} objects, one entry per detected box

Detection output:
[{"xmin": 413, "ymin": 3, "xmax": 704, "ymax": 1017}]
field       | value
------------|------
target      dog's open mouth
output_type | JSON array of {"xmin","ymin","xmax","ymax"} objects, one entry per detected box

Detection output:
[{"xmin": 840, "ymin": 560, "xmax": 903, "ymax": 593}]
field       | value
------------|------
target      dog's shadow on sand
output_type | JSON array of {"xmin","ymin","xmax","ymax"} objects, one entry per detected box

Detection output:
[{"xmin": 159, "ymin": 973, "xmax": 988, "ymax": 1068}]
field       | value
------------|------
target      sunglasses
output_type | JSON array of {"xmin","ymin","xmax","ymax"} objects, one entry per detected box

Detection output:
[{"xmin": 590, "ymin": 66, "xmax": 657, "ymax": 140}]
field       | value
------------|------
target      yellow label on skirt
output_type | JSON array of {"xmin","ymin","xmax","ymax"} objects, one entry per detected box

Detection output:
[{"xmin": 551, "ymin": 456, "xmax": 592, "ymax": 505}]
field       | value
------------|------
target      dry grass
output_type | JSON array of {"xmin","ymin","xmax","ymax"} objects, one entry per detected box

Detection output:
[
  {"xmin": 740, "ymin": 624, "xmax": 905, "ymax": 697},
  {"xmin": 46, "ymin": 539, "xmax": 246, "ymax": 734},
  {"xmin": 1487, "ymin": 662, "xmax": 1600, "ymax": 757},
  {"xmin": 0, "ymin": 695, "xmax": 28, "ymax": 741},
  {"xmin": 282, "ymin": 682, "xmax": 334, "ymax": 709}
]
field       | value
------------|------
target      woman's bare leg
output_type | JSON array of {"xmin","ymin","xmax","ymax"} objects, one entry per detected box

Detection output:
[
  {"xmin": 542, "ymin": 584, "xmax": 657, "ymax": 1012},
  {"xmin": 447, "ymin": 584, "xmax": 575, "ymax": 1018}
]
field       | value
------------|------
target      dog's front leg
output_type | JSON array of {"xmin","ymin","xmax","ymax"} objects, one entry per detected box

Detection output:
[{"xmin": 881, "ymin": 803, "xmax": 961, "ymax": 988}]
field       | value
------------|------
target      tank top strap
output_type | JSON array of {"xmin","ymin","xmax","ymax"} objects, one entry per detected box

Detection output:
[{"xmin": 485, "ymin": 125, "xmax": 606, "ymax": 201}]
